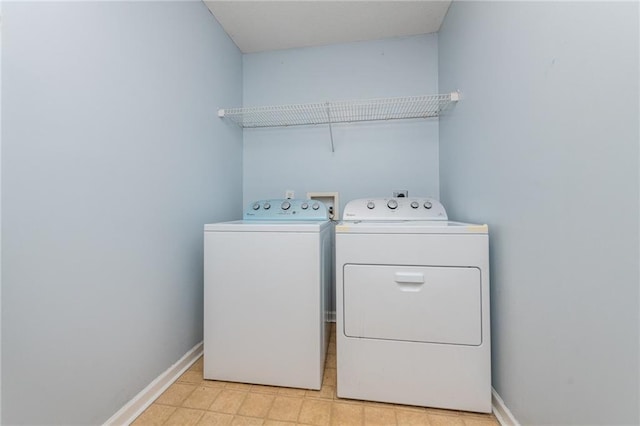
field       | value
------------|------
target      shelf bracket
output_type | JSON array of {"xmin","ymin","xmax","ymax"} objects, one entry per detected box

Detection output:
[{"xmin": 326, "ymin": 102, "xmax": 335, "ymax": 153}]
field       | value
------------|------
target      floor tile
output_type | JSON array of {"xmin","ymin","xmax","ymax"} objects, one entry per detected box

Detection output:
[
  {"xmin": 131, "ymin": 404, "xmax": 176, "ymax": 426},
  {"xmin": 322, "ymin": 369, "xmax": 336, "ymax": 387},
  {"xmin": 191, "ymin": 357, "xmax": 204, "ymax": 372},
  {"xmin": 209, "ymin": 390, "xmax": 248, "ymax": 414},
  {"xmin": 330, "ymin": 402, "xmax": 363, "ymax": 425},
  {"xmin": 427, "ymin": 413, "xmax": 465, "ymax": 426},
  {"xmin": 424, "ymin": 408, "xmax": 461, "ymax": 417},
  {"xmin": 251, "ymin": 384, "xmax": 280, "ymax": 394},
  {"xmin": 179, "ymin": 370, "xmax": 205, "ymax": 384},
  {"xmin": 326, "ymin": 343, "xmax": 336, "ymax": 355},
  {"xmin": 395, "ymin": 409, "xmax": 431, "ymax": 425},
  {"xmin": 298, "ymin": 399, "xmax": 331, "ymax": 426},
  {"xmin": 458, "ymin": 411, "xmax": 496, "ymax": 420},
  {"xmin": 334, "ymin": 397, "xmax": 365, "ymax": 406},
  {"xmin": 278, "ymin": 387, "xmax": 307, "ymax": 397},
  {"xmin": 237, "ymin": 393, "xmax": 275, "ymax": 418},
  {"xmin": 460, "ymin": 416, "xmax": 499, "ymax": 426},
  {"xmin": 156, "ymin": 383, "xmax": 198, "ymax": 406},
  {"xmin": 263, "ymin": 421, "xmax": 296, "ymax": 426},
  {"xmin": 183, "ymin": 386, "xmax": 223, "ymax": 410},
  {"xmin": 227, "ymin": 382, "xmax": 254, "ymax": 391},
  {"xmin": 197, "ymin": 412, "xmax": 234, "ymax": 426},
  {"xmin": 324, "ymin": 354, "xmax": 336, "ymax": 369},
  {"xmin": 268, "ymin": 396, "xmax": 304, "ymax": 422},
  {"xmin": 304, "ymin": 385, "xmax": 335, "ymax": 400},
  {"xmin": 164, "ymin": 407, "xmax": 206, "ymax": 426},
  {"xmin": 201, "ymin": 379, "xmax": 228, "ymax": 388},
  {"xmin": 363, "ymin": 401, "xmax": 401, "ymax": 410},
  {"xmin": 232, "ymin": 415, "xmax": 265, "ymax": 425},
  {"xmin": 391, "ymin": 403, "xmax": 424, "ymax": 413},
  {"xmin": 364, "ymin": 405, "xmax": 397, "ymax": 426}
]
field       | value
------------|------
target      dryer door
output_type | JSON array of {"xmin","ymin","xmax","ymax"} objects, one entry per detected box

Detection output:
[{"xmin": 343, "ymin": 264, "xmax": 482, "ymax": 346}]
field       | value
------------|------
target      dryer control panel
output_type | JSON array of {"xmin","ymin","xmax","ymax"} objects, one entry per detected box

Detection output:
[
  {"xmin": 342, "ymin": 197, "xmax": 448, "ymax": 221},
  {"xmin": 244, "ymin": 199, "xmax": 329, "ymax": 221}
]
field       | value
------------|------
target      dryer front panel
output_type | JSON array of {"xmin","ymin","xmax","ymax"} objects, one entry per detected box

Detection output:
[{"xmin": 343, "ymin": 264, "xmax": 482, "ymax": 346}]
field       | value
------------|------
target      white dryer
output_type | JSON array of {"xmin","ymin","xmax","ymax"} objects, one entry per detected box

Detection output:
[
  {"xmin": 336, "ymin": 197, "xmax": 491, "ymax": 412},
  {"xmin": 204, "ymin": 199, "xmax": 332, "ymax": 390}
]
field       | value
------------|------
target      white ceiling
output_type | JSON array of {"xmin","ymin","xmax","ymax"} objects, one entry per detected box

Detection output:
[{"xmin": 204, "ymin": 1, "xmax": 452, "ymax": 54}]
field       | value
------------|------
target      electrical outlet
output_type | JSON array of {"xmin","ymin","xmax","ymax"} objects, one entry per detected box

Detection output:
[
  {"xmin": 307, "ymin": 191, "xmax": 339, "ymax": 220},
  {"xmin": 285, "ymin": 190, "xmax": 295, "ymax": 199},
  {"xmin": 393, "ymin": 190, "xmax": 408, "ymax": 198}
]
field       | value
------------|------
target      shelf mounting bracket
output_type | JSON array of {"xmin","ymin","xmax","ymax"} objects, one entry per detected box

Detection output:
[{"xmin": 326, "ymin": 102, "xmax": 335, "ymax": 153}]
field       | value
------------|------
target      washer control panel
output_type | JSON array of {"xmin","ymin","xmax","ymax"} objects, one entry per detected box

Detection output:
[
  {"xmin": 342, "ymin": 197, "xmax": 448, "ymax": 221},
  {"xmin": 244, "ymin": 199, "xmax": 329, "ymax": 220}
]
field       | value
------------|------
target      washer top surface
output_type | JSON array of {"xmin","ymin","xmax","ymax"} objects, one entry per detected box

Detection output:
[
  {"xmin": 244, "ymin": 199, "xmax": 329, "ymax": 221},
  {"xmin": 205, "ymin": 199, "xmax": 330, "ymax": 232},
  {"xmin": 205, "ymin": 220, "xmax": 331, "ymax": 233}
]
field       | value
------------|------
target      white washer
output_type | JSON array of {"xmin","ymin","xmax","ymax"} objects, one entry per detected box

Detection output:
[
  {"xmin": 336, "ymin": 197, "xmax": 491, "ymax": 413},
  {"xmin": 204, "ymin": 199, "xmax": 332, "ymax": 390}
]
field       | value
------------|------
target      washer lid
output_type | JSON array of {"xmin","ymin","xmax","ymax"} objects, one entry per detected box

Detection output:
[
  {"xmin": 336, "ymin": 220, "xmax": 487, "ymax": 234},
  {"xmin": 205, "ymin": 220, "xmax": 331, "ymax": 233}
]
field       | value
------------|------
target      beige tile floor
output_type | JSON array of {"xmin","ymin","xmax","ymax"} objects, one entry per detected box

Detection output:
[{"xmin": 132, "ymin": 325, "xmax": 499, "ymax": 426}]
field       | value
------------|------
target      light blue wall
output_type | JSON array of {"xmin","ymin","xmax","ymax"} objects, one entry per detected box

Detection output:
[
  {"xmin": 438, "ymin": 2, "xmax": 639, "ymax": 424},
  {"xmin": 1, "ymin": 2, "xmax": 242, "ymax": 424},
  {"xmin": 242, "ymin": 35, "xmax": 439, "ymax": 211}
]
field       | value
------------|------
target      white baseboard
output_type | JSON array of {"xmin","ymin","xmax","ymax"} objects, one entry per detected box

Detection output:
[
  {"xmin": 104, "ymin": 341, "xmax": 203, "ymax": 426},
  {"xmin": 492, "ymin": 388, "xmax": 519, "ymax": 426}
]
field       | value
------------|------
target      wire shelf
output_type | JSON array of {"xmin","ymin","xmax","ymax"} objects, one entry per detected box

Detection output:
[{"xmin": 218, "ymin": 92, "xmax": 459, "ymax": 128}]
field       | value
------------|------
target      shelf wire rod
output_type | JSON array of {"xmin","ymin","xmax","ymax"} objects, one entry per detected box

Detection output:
[
  {"xmin": 282, "ymin": 105, "xmax": 293, "ymax": 127},
  {"xmin": 326, "ymin": 102, "xmax": 335, "ymax": 153},
  {"xmin": 252, "ymin": 109, "xmax": 263, "ymax": 127}
]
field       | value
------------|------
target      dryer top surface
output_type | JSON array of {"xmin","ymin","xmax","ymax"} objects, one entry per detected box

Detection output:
[{"xmin": 336, "ymin": 220, "xmax": 487, "ymax": 235}]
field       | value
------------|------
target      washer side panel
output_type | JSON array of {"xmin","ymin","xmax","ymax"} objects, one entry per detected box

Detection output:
[{"xmin": 204, "ymin": 230, "xmax": 323, "ymax": 389}]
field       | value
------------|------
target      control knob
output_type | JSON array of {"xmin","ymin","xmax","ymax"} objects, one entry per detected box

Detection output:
[
  {"xmin": 263, "ymin": 202, "xmax": 271, "ymax": 210},
  {"xmin": 281, "ymin": 201, "xmax": 291, "ymax": 211},
  {"xmin": 410, "ymin": 201, "xmax": 419, "ymax": 209},
  {"xmin": 301, "ymin": 202, "xmax": 309, "ymax": 210},
  {"xmin": 252, "ymin": 203, "xmax": 260, "ymax": 210},
  {"xmin": 387, "ymin": 200, "xmax": 398, "ymax": 210},
  {"xmin": 312, "ymin": 202, "xmax": 320, "ymax": 210},
  {"xmin": 367, "ymin": 202, "xmax": 375, "ymax": 210},
  {"xmin": 424, "ymin": 201, "xmax": 432, "ymax": 209}
]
